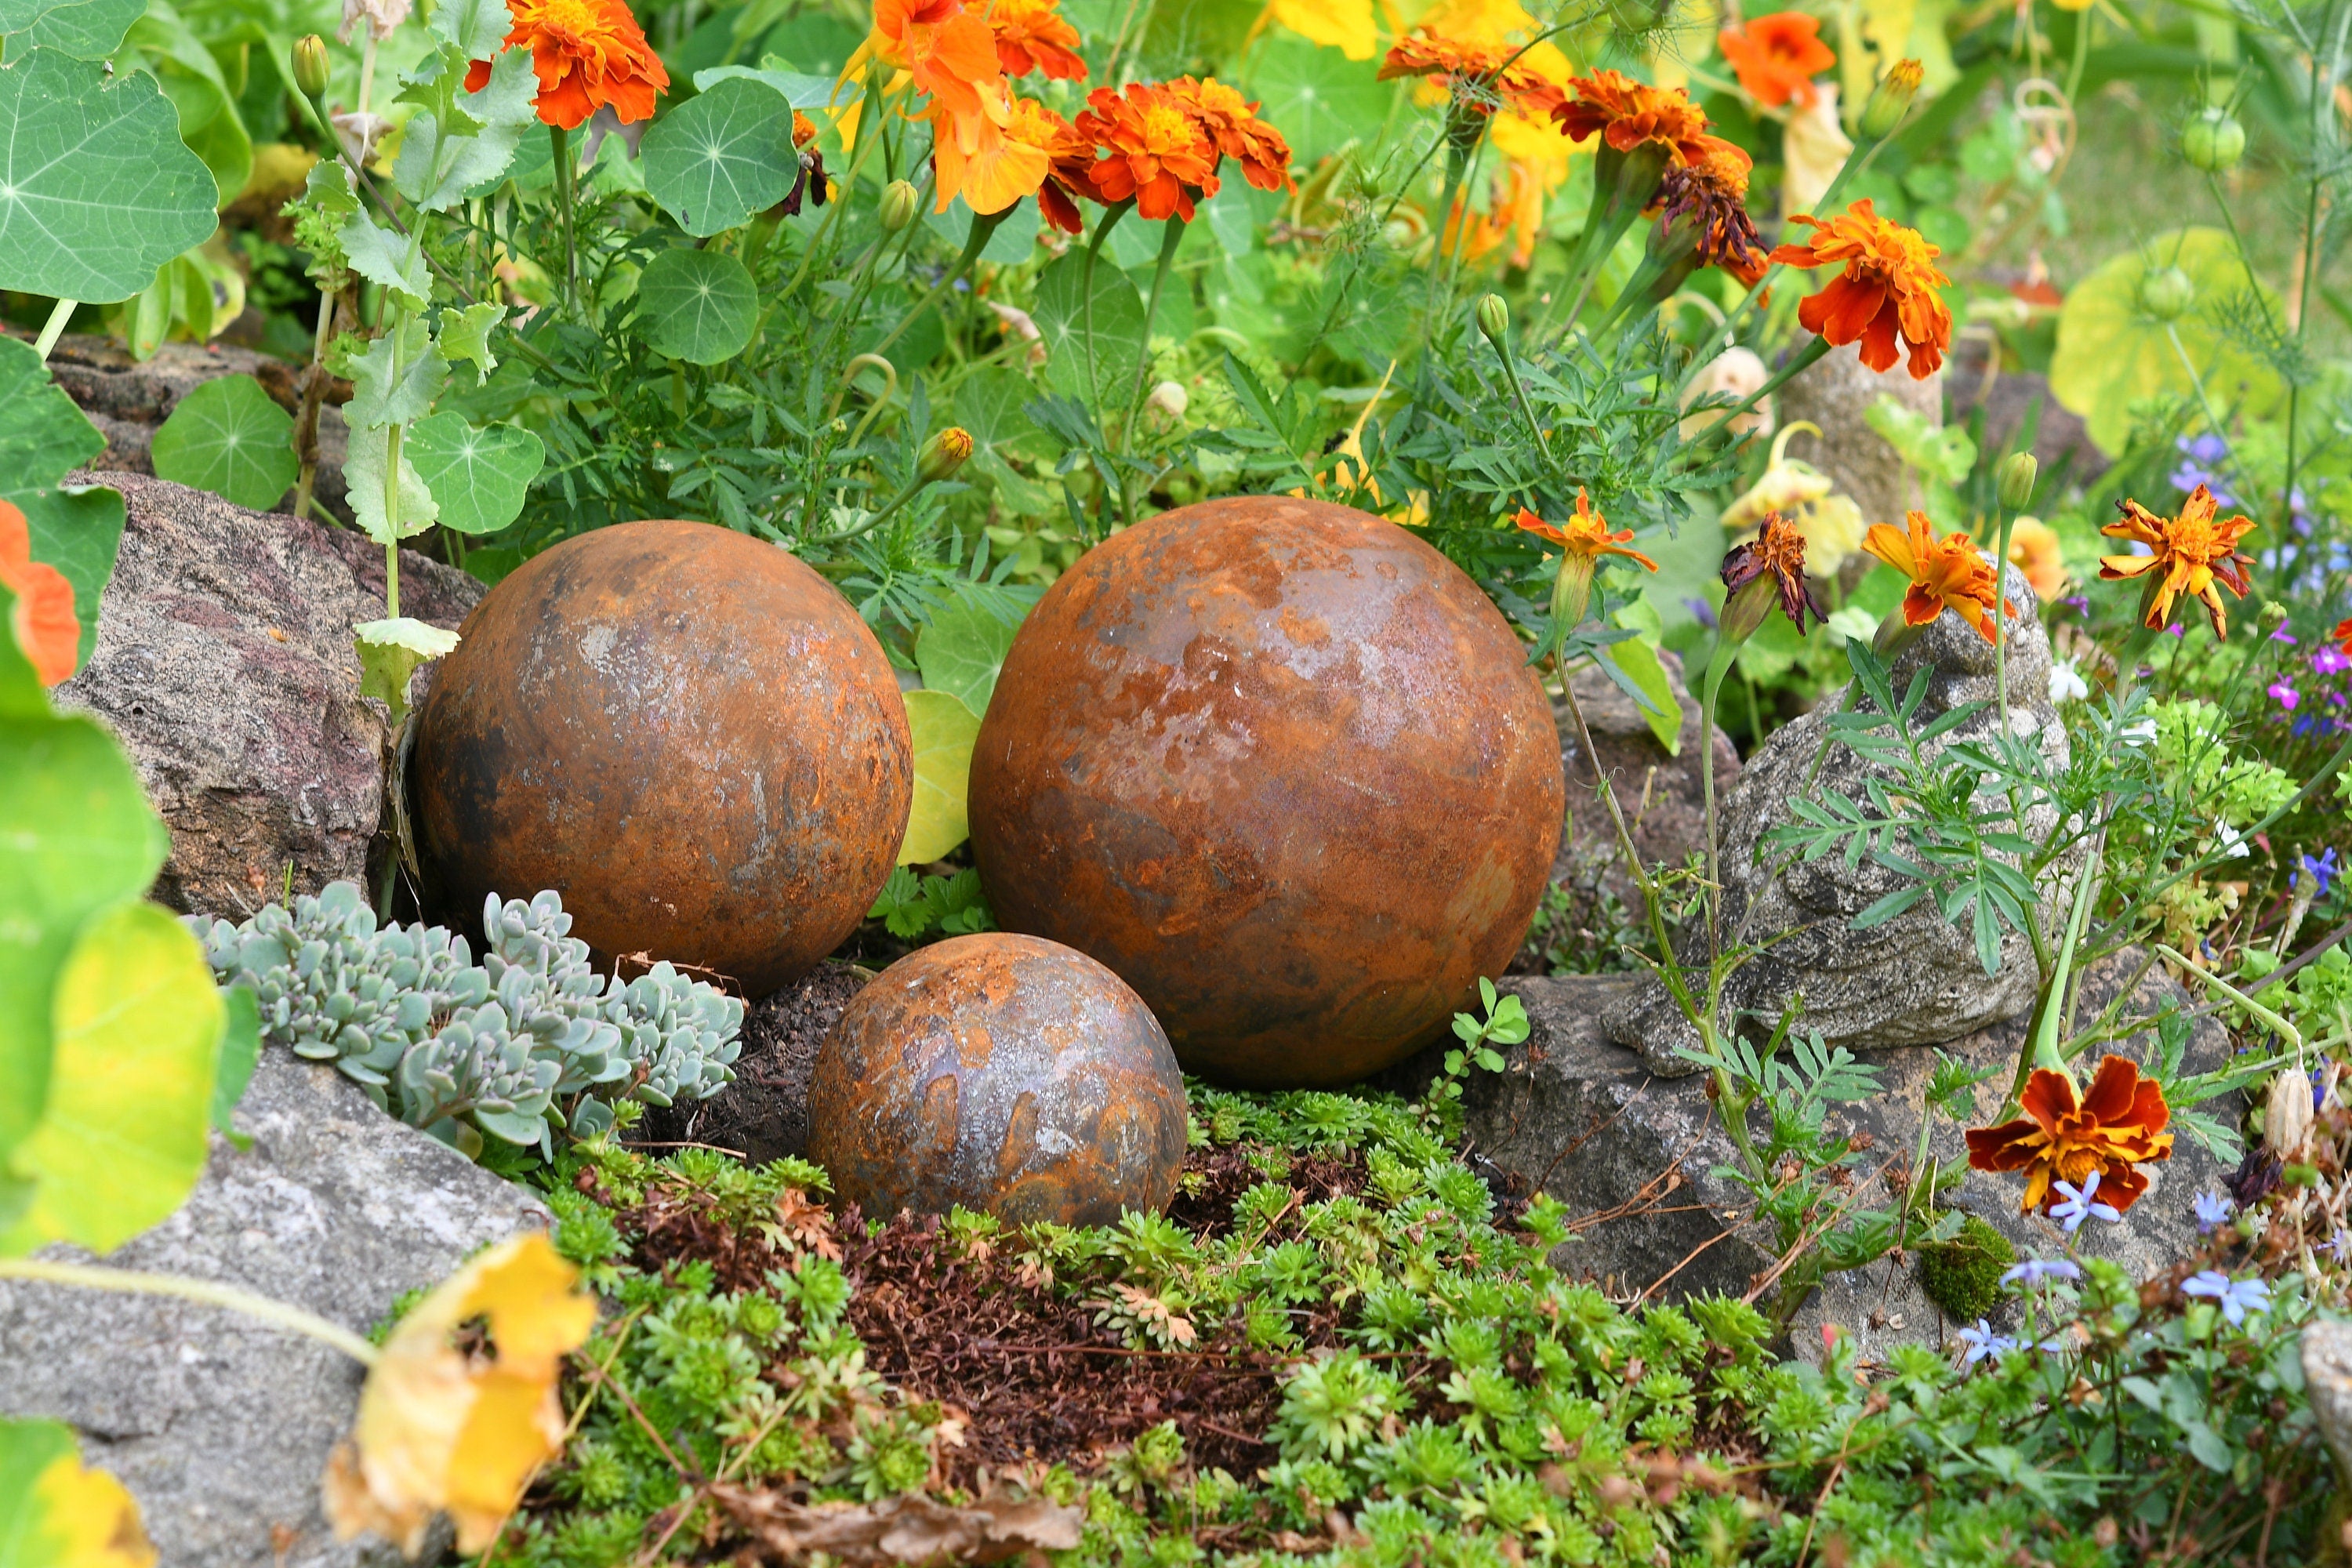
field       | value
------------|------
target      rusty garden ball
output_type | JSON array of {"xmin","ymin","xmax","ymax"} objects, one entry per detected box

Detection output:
[
  {"xmin": 412, "ymin": 520, "xmax": 913, "ymax": 996},
  {"xmin": 968, "ymin": 495, "xmax": 1565, "ymax": 1089},
  {"xmin": 806, "ymin": 933, "xmax": 1187, "ymax": 1225}
]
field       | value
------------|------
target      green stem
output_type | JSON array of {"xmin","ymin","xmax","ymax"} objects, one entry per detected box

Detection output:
[
  {"xmin": 0, "ymin": 1256, "xmax": 379, "ymax": 1367},
  {"xmin": 1123, "ymin": 218, "xmax": 1186, "ymax": 448},
  {"xmin": 871, "ymin": 205, "xmax": 1010, "ymax": 360},
  {"xmin": 1685, "ymin": 336, "xmax": 1832, "ymax": 448},
  {"xmin": 551, "ymin": 124, "xmax": 576, "ymax": 315},
  {"xmin": 1699, "ymin": 641, "xmax": 1736, "ymax": 964},
  {"xmin": 1080, "ymin": 199, "xmax": 1134, "ymax": 441},
  {"xmin": 32, "ymin": 296, "xmax": 74, "ymax": 361}
]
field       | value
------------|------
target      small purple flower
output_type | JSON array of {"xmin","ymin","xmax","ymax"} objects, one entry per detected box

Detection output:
[
  {"xmin": 1954, "ymin": 1319, "xmax": 2019, "ymax": 1367},
  {"xmin": 2169, "ymin": 434, "xmax": 2236, "ymax": 506},
  {"xmin": 2270, "ymin": 681, "xmax": 2301, "ymax": 710},
  {"xmin": 1682, "ymin": 596, "xmax": 1718, "ymax": 630},
  {"xmin": 2062, "ymin": 594, "xmax": 2092, "ymax": 615},
  {"xmin": 2050, "ymin": 1173, "xmax": 2123, "ymax": 1234},
  {"xmin": 2326, "ymin": 1229, "xmax": 2351, "ymax": 1262},
  {"xmin": 2272, "ymin": 625, "xmax": 2300, "ymax": 644},
  {"xmin": 2181, "ymin": 1271, "xmax": 2271, "ymax": 1326},
  {"xmin": 2000, "ymin": 1258, "xmax": 2082, "ymax": 1289},
  {"xmin": 2302, "ymin": 848, "xmax": 2340, "ymax": 900},
  {"xmin": 2315, "ymin": 644, "xmax": 2352, "ymax": 677},
  {"xmin": 2193, "ymin": 1190, "xmax": 2237, "ymax": 1232}
]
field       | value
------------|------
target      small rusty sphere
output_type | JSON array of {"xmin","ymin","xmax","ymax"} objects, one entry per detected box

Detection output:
[
  {"xmin": 969, "ymin": 496, "xmax": 1563, "ymax": 1088},
  {"xmin": 807, "ymin": 934, "xmax": 1187, "ymax": 1225},
  {"xmin": 413, "ymin": 520, "xmax": 912, "ymax": 996}
]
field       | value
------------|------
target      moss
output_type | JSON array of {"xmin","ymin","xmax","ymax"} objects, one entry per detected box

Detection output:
[{"xmin": 1919, "ymin": 1214, "xmax": 2016, "ymax": 1323}]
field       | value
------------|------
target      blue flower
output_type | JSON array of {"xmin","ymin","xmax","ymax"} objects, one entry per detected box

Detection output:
[
  {"xmin": 2181, "ymin": 1271, "xmax": 2272, "ymax": 1326},
  {"xmin": 2049, "ymin": 1172, "xmax": 2123, "ymax": 1234},
  {"xmin": 2193, "ymin": 1190, "xmax": 2237, "ymax": 1232},
  {"xmin": 1999, "ymin": 1257, "xmax": 2082, "ymax": 1289},
  {"xmin": 2169, "ymin": 434, "xmax": 2236, "ymax": 506},
  {"xmin": 2300, "ymin": 848, "xmax": 2340, "ymax": 901},
  {"xmin": 2326, "ymin": 1230, "xmax": 2351, "ymax": 1262},
  {"xmin": 1954, "ymin": 1319, "xmax": 2019, "ymax": 1367}
]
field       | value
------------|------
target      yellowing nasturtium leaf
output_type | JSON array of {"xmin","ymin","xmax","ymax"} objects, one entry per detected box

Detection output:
[
  {"xmin": 1268, "ymin": 0, "xmax": 1377, "ymax": 59},
  {"xmin": 1, "ymin": 898, "xmax": 223, "ymax": 1258},
  {"xmin": 1594, "ymin": 634, "xmax": 1684, "ymax": 756},
  {"xmin": 407, "ymin": 413, "xmax": 544, "ymax": 536},
  {"xmin": 2049, "ymin": 228, "xmax": 2282, "ymax": 457},
  {"xmin": 0, "ymin": 1417, "xmax": 155, "ymax": 1568},
  {"xmin": 0, "ymin": 48, "xmax": 219, "ymax": 302},
  {"xmin": 149, "ymin": 374, "xmax": 298, "ymax": 511},
  {"xmin": 354, "ymin": 618, "xmax": 461, "ymax": 725},
  {"xmin": 324, "ymin": 1234, "xmax": 596, "ymax": 1556},
  {"xmin": 899, "ymin": 688, "xmax": 982, "ymax": 866},
  {"xmin": 636, "ymin": 247, "xmax": 758, "ymax": 365}
]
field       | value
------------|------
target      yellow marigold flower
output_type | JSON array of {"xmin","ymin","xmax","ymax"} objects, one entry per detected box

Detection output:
[{"xmin": 1861, "ymin": 509, "xmax": 2014, "ymax": 644}]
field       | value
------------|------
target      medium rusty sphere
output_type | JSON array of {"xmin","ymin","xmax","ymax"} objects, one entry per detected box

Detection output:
[
  {"xmin": 969, "ymin": 496, "xmax": 1563, "ymax": 1088},
  {"xmin": 413, "ymin": 520, "xmax": 912, "ymax": 996},
  {"xmin": 807, "ymin": 934, "xmax": 1187, "ymax": 1225}
]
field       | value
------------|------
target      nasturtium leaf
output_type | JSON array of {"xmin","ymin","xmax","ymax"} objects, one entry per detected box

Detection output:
[
  {"xmin": 0, "ymin": 1417, "xmax": 154, "ymax": 1568},
  {"xmin": 209, "ymin": 982, "xmax": 258, "ymax": 1136},
  {"xmin": 354, "ymin": 616, "xmax": 461, "ymax": 723},
  {"xmin": 1244, "ymin": 34, "xmax": 1394, "ymax": 166},
  {"xmin": 16, "ymin": 485, "xmax": 123, "ymax": 673},
  {"xmin": 898, "ymin": 689, "xmax": 981, "ymax": 866},
  {"xmin": 0, "ymin": 336, "xmax": 101, "ymax": 485},
  {"xmin": 916, "ymin": 597, "xmax": 1026, "ymax": 715},
  {"xmin": 0, "ymin": 0, "xmax": 143, "ymax": 59},
  {"xmin": 346, "ymin": 318, "xmax": 448, "ymax": 430},
  {"xmin": 1, "ymin": 899, "xmax": 223, "ymax": 1256},
  {"xmin": 341, "ymin": 204, "xmax": 430, "ymax": 307},
  {"xmin": 438, "ymin": 301, "xmax": 506, "ymax": 385},
  {"xmin": 1595, "ymin": 635, "xmax": 1684, "ymax": 756},
  {"xmin": 691, "ymin": 63, "xmax": 839, "ymax": 110},
  {"xmin": 394, "ymin": 47, "xmax": 535, "ymax": 212},
  {"xmin": 2050, "ymin": 228, "xmax": 2283, "ymax": 457},
  {"xmin": 1032, "ymin": 250, "xmax": 1147, "ymax": 401},
  {"xmin": 641, "ymin": 74, "xmax": 796, "ymax": 237},
  {"xmin": 0, "ymin": 49, "xmax": 218, "ymax": 301},
  {"xmin": 346, "ymin": 424, "xmax": 440, "ymax": 543},
  {"xmin": 924, "ymin": 201, "xmax": 1036, "ymax": 265},
  {"xmin": 635, "ymin": 247, "xmax": 758, "ymax": 364},
  {"xmin": 408, "ymin": 412, "xmax": 543, "ymax": 535},
  {"xmin": 0, "ymin": 582, "xmax": 42, "ymax": 718},
  {"xmin": 149, "ymin": 374, "xmax": 298, "ymax": 510},
  {"xmin": 955, "ymin": 367, "xmax": 1054, "ymax": 460}
]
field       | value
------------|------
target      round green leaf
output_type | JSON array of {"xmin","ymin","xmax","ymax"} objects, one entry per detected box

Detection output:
[
  {"xmin": 1, "ymin": 898, "xmax": 223, "ymax": 1257},
  {"xmin": 2049, "ymin": 228, "xmax": 2283, "ymax": 457},
  {"xmin": 0, "ymin": 48, "xmax": 219, "ymax": 301},
  {"xmin": 1032, "ymin": 250, "xmax": 1146, "ymax": 401},
  {"xmin": 1243, "ymin": 34, "xmax": 1394, "ymax": 166},
  {"xmin": 408, "ymin": 411, "xmax": 546, "ymax": 535},
  {"xmin": 915, "ymin": 597, "xmax": 1026, "ymax": 715},
  {"xmin": 149, "ymin": 374, "xmax": 297, "ymax": 510},
  {"xmin": 636, "ymin": 247, "xmax": 758, "ymax": 365},
  {"xmin": 641, "ymin": 74, "xmax": 796, "ymax": 237},
  {"xmin": 898, "ymin": 688, "xmax": 981, "ymax": 866}
]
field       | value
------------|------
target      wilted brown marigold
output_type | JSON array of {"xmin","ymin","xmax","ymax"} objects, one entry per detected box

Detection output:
[
  {"xmin": 1655, "ymin": 145, "xmax": 1766, "ymax": 286},
  {"xmin": 1719, "ymin": 512, "xmax": 1826, "ymax": 637}
]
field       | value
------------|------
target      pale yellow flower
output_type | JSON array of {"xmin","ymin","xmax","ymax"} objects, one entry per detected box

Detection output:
[{"xmin": 1779, "ymin": 84, "xmax": 1853, "ymax": 220}]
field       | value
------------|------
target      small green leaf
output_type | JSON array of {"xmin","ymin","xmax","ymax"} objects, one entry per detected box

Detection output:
[
  {"xmin": 915, "ymin": 597, "xmax": 1026, "ymax": 715},
  {"xmin": 432, "ymin": 0, "xmax": 518, "ymax": 58},
  {"xmin": 345, "ymin": 423, "xmax": 439, "ymax": 543},
  {"xmin": 899, "ymin": 688, "xmax": 981, "ymax": 866},
  {"xmin": 1593, "ymin": 636, "xmax": 1684, "ymax": 756},
  {"xmin": 635, "ymin": 246, "xmax": 757, "ymax": 365},
  {"xmin": 354, "ymin": 616, "xmax": 460, "ymax": 722},
  {"xmin": 394, "ymin": 47, "xmax": 535, "ymax": 212},
  {"xmin": 340, "ymin": 203, "xmax": 429, "ymax": 307},
  {"xmin": 0, "ymin": 335, "xmax": 101, "ymax": 485},
  {"xmin": 641, "ymin": 74, "xmax": 796, "ymax": 237},
  {"xmin": 209, "ymin": 982, "xmax": 258, "ymax": 1136},
  {"xmin": 438, "ymin": 300, "xmax": 506, "ymax": 385},
  {"xmin": 2, "ymin": 898, "xmax": 222, "ymax": 1256},
  {"xmin": 408, "ymin": 412, "xmax": 544, "ymax": 535},
  {"xmin": 0, "ymin": 48, "xmax": 219, "ymax": 301},
  {"xmin": 345, "ymin": 318, "xmax": 446, "ymax": 429},
  {"xmin": 0, "ymin": 0, "xmax": 143, "ymax": 58},
  {"xmin": 149, "ymin": 374, "xmax": 297, "ymax": 510}
]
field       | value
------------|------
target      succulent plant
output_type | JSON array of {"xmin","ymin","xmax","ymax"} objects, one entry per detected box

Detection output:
[{"xmin": 192, "ymin": 881, "xmax": 743, "ymax": 1163}]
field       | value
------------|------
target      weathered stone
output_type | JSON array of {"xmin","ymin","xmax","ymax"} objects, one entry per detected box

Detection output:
[
  {"xmin": 1552, "ymin": 648, "xmax": 1740, "ymax": 904},
  {"xmin": 54, "ymin": 473, "xmax": 480, "ymax": 918},
  {"xmin": 1464, "ymin": 950, "xmax": 2235, "ymax": 1363},
  {"xmin": 2307, "ymin": 1318, "xmax": 2352, "ymax": 1486},
  {"xmin": 0, "ymin": 1047, "xmax": 554, "ymax": 1568},
  {"xmin": 1777, "ymin": 340, "xmax": 1944, "ymax": 532},
  {"xmin": 1944, "ymin": 348, "xmax": 2108, "ymax": 491},
  {"xmin": 1605, "ymin": 564, "xmax": 2063, "ymax": 1074}
]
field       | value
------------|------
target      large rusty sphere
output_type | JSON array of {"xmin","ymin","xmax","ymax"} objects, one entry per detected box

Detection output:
[
  {"xmin": 807, "ymin": 933, "xmax": 1187, "ymax": 1225},
  {"xmin": 412, "ymin": 520, "xmax": 912, "ymax": 996},
  {"xmin": 969, "ymin": 496, "xmax": 1563, "ymax": 1088}
]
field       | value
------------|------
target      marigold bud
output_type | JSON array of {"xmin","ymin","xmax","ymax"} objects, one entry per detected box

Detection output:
[
  {"xmin": 917, "ymin": 426, "xmax": 973, "ymax": 485},
  {"xmin": 292, "ymin": 34, "xmax": 331, "ymax": 101},
  {"xmin": 2182, "ymin": 107, "xmax": 2245, "ymax": 172},
  {"xmin": 2140, "ymin": 266, "xmax": 2195, "ymax": 321},
  {"xmin": 1860, "ymin": 59, "xmax": 1925, "ymax": 139},
  {"xmin": 879, "ymin": 179, "xmax": 919, "ymax": 234},
  {"xmin": 1475, "ymin": 292, "xmax": 1510, "ymax": 353},
  {"xmin": 1717, "ymin": 574, "xmax": 1777, "ymax": 646},
  {"xmin": 1997, "ymin": 452, "xmax": 2039, "ymax": 512}
]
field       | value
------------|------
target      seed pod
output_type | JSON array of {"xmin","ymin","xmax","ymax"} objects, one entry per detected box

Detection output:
[
  {"xmin": 1997, "ymin": 451, "xmax": 2039, "ymax": 512},
  {"xmin": 2182, "ymin": 107, "xmax": 2245, "ymax": 172},
  {"xmin": 878, "ymin": 178, "xmax": 920, "ymax": 233},
  {"xmin": 2140, "ymin": 266, "xmax": 2195, "ymax": 322},
  {"xmin": 2266, "ymin": 1065, "xmax": 2314, "ymax": 1159}
]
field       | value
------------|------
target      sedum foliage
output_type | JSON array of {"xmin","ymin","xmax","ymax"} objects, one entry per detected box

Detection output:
[{"xmin": 194, "ymin": 881, "xmax": 741, "ymax": 1159}]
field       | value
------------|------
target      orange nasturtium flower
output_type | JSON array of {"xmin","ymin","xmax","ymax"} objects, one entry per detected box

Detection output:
[
  {"xmin": 988, "ymin": 0, "xmax": 1086, "ymax": 80},
  {"xmin": 2097, "ymin": 484, "xmax": 2257, "ymax": 637},
  {"xmin": 1552, "ymin": 69, "xmax": 1750, "ymax": 172},
  {"xmin": 1964, "ymin": 1055, "xmax": 2175, "ymax": 1215},
  {"xmin": 926, "ymin": 92, "xmax": 1054, "ymax": 213},
  {"xmin": 0, "ymin": 498, "xmax": 80, "ymax": 685},
  {"xmin": 1768, "ymin": 198, "xmax": 1953, "ymax": 378},
  {"xmin": 1716, "ymin": 12, "xmax": 1835, "ymax": 109},
  {"xmin": 1861, "ymin": 510, "xmax": 2016, "ymax": 644},
  {"xmin": 1168, "ymin": 76, "xmax": 1295, "ymax": 193},
  {"xmin": 868, "ymin": 0, "xmax": 1006, "ymax": 132},
  {"xmin": 460, "ymin": 0, "xmax": 670, "ymax": 129},
  {"xmin": 1076, "ymin": 81, "xmax": 1222, "ymax": 221},
  {"xmin": 2336, "ymin": 615, "xmax": 2352, "ymax": 656},
  {"xmin": 1518, "ymin": 490, "xmax": 1657, "ymax": 633}
]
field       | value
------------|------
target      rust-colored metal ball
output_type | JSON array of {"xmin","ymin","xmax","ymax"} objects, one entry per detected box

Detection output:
[
  {"xmin": 807, "ymin": 934, "xmax": 1187, "ymax": 1225},
  {"xmin": 968, "ymin": 495, "xmax": 1563, "ymax": 1089},
  {"xmin": 412, "ymin": 520, "xmax": 912, "ymax": 996}
]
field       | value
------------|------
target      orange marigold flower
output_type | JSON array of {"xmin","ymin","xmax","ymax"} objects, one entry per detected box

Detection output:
[
  {"xmin": 927, "ymin": 93, "xmax": 1053, "ymax": 214},
  {"xmin": 1964, "ymin": 1055, "xmax": 2174, "ymax": 1215},
  {"xmin": 1075, "ymin": 81, "xmax": 1221, "ymax": 222},
  {"xmin": 1026, "ymin": 99, "xmax": 1101, "ymax": 234},
  {"xmin": 1861, "ymin": 509, "xmax": 2016, "ymax": 644},
  {"xmin": 462, "ymin": 0, "xmax": 670, "ymax": 130},
  {"xmin": 870, "ymin": 0, "xmax": 1005, "ymax": 131},
  {"xmin": 989, "ymin": 0, "xmax": 1086, "ymax": 80},
  {"xmin": 1515, "ymin": 492, "xmax": 1658, "ymax": 568},
  {"xmin": 0, "ymin": 498, "xmax": 80, "ymax": 685},
  {"xmin": 1380, "ymin": 31, "xmax": 1564, "ymax": 118},
  {"xmin": 1654, "ymin": 145, "xmax": 1766, "ymax": 285},
  {"xmin": 1717, "ymin": 12, "xmax": 1835, "ymax": 109},
  {"xmin": 2005, "ymin": 516, "xmax": 2067, "ymax": 601},
  {"xmin": 1768, "ymin": 198, "xmax": 1952, "ymax": 377},
  {"xmin": 1552, "ymin": 69, "xmax": 1750, "ymax": 173},
  {"xmin": 1167, "ymin": 75, "xmax": 1294, "ymax": 193},
  {"xmin": 2097, "ymin": 485, "xmax": 2256, "ymax": 637},
  {"xmin": 1720, "ymin": 511, "xmax": 1826, "ymax": 635},
  {"xmin": 2336, "ymin": 615, "xmax": 2352, "ymax": 656}
]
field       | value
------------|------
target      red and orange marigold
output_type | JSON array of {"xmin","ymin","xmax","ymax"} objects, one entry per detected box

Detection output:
[
  {"xmin": 1769, "ymin": 198, "xmax": 1953, "ymax": 377},
  {"xmin": 463, "ymin": 0, "xmax": 670, "ymax": 129},
  {"xmin": 1860, "ymin": 510, "xmax": 2015, "ymax": 644},
  {"xmin": 1965, "ymin": 1055, "xmax": 2175, "ymax": 1215},
  {"xmin": 987, "ymin": 0, "xmax": 1086, "ymax": 80},
  {"xmin": 1552, "ymin": 69, "xmax": 1749, "ymax": 172},
  {"xmin": 1167, "ymin": 75, "xmax": 1294, "ymax": 193},
  {"xmin": 1380, "ymin": 30, "xmax": 1565, "ymax": 119},
  {"xmin": 2097, "ymin": 484, "xmax": 2257, "ymax": 637},
  {"xmin": 1075, "ymin": 81, "xmax": 1221, "ymax": 221}
]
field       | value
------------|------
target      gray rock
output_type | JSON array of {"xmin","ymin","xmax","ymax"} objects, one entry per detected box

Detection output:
[
  {"xmin": 1776, "ymin": 340, "xmax": 1944, "ymax": 539},
  {"xmin": 1605, "ymin": 564, "xmax": 2064, "ymax": 1074},
  {"xmin": 0, "ymin": 1047, "xmax": 554, "ymax": 1568},
  {"xmin": 1551, "ymin": 648, "xmax": 1740, "ymax": 911},
  {"xmin": 2308, "ymin": 1318, "xmax": 2352, "ymax": 1487},
  {"xmin": 1467, "ymin": 949, "xmax": 2236, "ymax": 1363},
  {"xmin": 55, "ymin": 473, "xmax": 481, "ymax": 918}
]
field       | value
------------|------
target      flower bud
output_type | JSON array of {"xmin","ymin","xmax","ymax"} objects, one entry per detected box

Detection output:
[
  {"xmin": 2265, "ymin": 1066, "xmax": 2314, "ymax": 1158},
  {"xmin": 916, "ymin": 426, "xmax": 973, "ymax": 485},
  {"xmin": 292, "ymin": 34, "xmax": 331, "ymax": 101},
  {"xmin": 1717, "ymin": 574, "xmax": 1777, "ymax": 646},
  {"xmin": 1145, "ymin": 379, "xmax": 1189, "ymax": 422},
  {"xmin": 1549, "ymin": 555, "xmax": 1595, "ymax": 639},
  {"xmin": 1997, "ymin": 451, "xmax": 2039, "ymax": 512},
  {"xmin": 2140, "ymin": 266, "xmax": 2195, "ymax": 321},
  {"xmin": 878, "ymin": 179, "xmax": 920, "ymax": 234},
  {"xmin": 1475, "ymin": 292, "xmax": 1510, "ymax": 354},
  {"xmin": 2259, "ymin": 600, "xmax": 2290, "ymax": 637},
  {"xmin": 1860, "ymin": 58, "xmax": 1925, "ymax": 140},
  {"xmin": 2182, "ymin": 107, "xmax": 2245, "ymax": 172}
]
